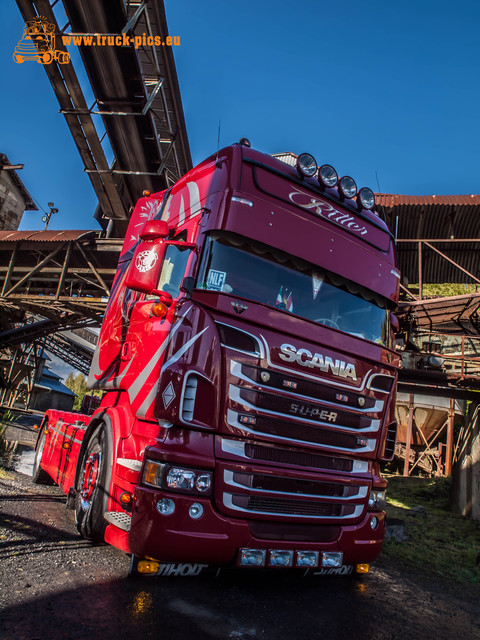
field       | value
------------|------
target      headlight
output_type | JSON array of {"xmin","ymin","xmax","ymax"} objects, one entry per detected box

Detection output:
[
  {"xmin": 368, "ymin": 489, "xmax": 386, "ymax": 510},
  {"xmin": 318, "ymin": 164, "xmax": 338, "ymax": 188},
  {"xmin": 296, "ymin": 153, "xmax": 317, "ymax": 178},
  {"xmin": 143, "ymin": 460, "xmax": 213, "ymax": 496},
  {"xmin": 339, "ymin": 176, "xmax": 357, "ymax": 199},
  {"xmin": 358, "ymin": 187, "xmax": 376, "ymax": 210}
]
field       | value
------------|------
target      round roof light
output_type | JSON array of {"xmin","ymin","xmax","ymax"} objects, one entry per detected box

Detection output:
[
  {"xmin": 318, "ymin": 164, "xmax": 338, "ymax": 188},
  {"xmin": 296, "ymin": 153, "xmax": 318, "ymax": 178},
  {"xmin": 339, "ymin": 176, "xmax": 357, "ymax": 199},
  {"xmin": 358, "ymin": 187, "xmax": 376, "ymax": 210}
]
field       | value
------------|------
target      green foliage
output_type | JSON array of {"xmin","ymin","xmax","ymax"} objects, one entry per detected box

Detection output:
[
  {"xmin": 64, "ymin": 373, "xmax": 88, "ymax": 410},
  {"xmin": 383, "ymin": 476, "xmax": 480, "ymax": 592},
  {"xmin": 412, "ymin": 283, "xmax": 479, "ymax": 297}
]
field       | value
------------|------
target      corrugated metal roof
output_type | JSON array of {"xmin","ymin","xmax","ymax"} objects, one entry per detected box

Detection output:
[
  {"xmin": 375, "ymin": 193, "xmax": 480, "ymax": 285},
  {"xmin": 0, "ymin": 230, "xmax": 97, "ymax": 242},
  {"xmin": 376, "ymin": 193, "xmax": 480, "ymax": 207}
]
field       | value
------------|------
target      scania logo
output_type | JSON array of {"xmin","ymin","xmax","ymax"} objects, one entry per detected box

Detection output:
[{"xmin": 278, "ymin": 343, "xmax": 357, "ymax": 381}]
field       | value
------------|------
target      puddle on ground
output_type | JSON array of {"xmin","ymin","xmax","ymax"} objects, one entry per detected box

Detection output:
[{"xmin": 2, "ymin": 443, "xmax": 35, "ymax": 476}]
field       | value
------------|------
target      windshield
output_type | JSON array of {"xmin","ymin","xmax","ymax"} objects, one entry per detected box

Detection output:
[{"xmin": 197, "ymin": 232, "xmax": 392, "ymax": 346}]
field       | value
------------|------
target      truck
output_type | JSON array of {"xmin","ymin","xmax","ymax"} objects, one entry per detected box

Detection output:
[{"xmin": 32, "ymin": 140, "xmax": 399, "ymax": 577}]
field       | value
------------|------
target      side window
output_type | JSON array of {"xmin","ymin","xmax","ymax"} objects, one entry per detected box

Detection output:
[{"xmin": 157, "ymin": 244, "xmax": 193, "ymax": 298}]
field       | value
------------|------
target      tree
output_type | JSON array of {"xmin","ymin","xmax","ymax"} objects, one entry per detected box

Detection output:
[{"xmin": 64, "ymin": 373, "xmax": 88, "ymax": 411}]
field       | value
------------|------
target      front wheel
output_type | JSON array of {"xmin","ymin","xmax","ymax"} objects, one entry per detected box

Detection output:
[{"xmin": 74, "ymin": 424, "xmax": 112, "ymax": 542}]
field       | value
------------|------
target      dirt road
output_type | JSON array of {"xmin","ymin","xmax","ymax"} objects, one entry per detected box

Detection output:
[{"xmin": 1, "ymin": 455, "xmax": 479, "ymax": 640}]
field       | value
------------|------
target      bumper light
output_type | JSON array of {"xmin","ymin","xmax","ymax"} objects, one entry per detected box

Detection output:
[
  {"xmin": 240, "ymin": 549, "xmax": 266, "ymax": 567},
  {"xmin": 156, "ymin": 498, "xmax": 175, "ymax": 516},
  {"xmin": 297, "ymin": 153, "xmax": 318, "ymax": 178},
  {"xmin": 368, "ymin": 490, "xmax": 387, "ymax": 510},
  {"xmin": 189, "ymin": 503, "xmax": 204, "ymax": 519},
  {"xmin": 269, "ymin": 550, "xmax": 294, "ymax": 567},
  {"xmin": 370, "ymin": 515, "xmax": 379, "ymax": 530},
  {"xmin": 137, "ymin": 560, "xmax": 160, "ymax": 574},
  {"xmin": 356, "ymin": 563, "xmax": 370, "ymax": 574},
  {"xmin": 321, "ymin": 552, "xmax": 343, "ymax": 568},
  {"xmin": 296, "ymin": 551, "xmax": 319, "ymax": 568}
]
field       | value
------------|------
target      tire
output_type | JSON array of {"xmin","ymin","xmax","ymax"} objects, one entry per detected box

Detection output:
[
  {"xmin": 74, "ymin": 424, "xmax": 112, "ymax": 542},
  {"xmin": 32, "ymin": 427, "xmax": 54, "ymax": 485}
]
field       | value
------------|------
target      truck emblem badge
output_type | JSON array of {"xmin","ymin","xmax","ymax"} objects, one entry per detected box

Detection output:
[
  {"xmin": 260, "ymin": 372, "xmax": 270, "ymax": 382},
  {"xmin": 162, "ymin": 382, "xmax": 175, "ymax": 408},
  {"xmin": 232, "ymin": 301, "xmax": 248, "ymax": 314},
  {"xmin": 278, "ymin": 343, "xmax": 357, "ymax": 381},
  {"xmin": 135, "ymin": 249, "xmax": 158, "ymax": 273}
]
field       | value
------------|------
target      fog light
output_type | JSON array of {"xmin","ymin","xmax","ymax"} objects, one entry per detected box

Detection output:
[
  {"xmin": 195, "ymin": 474, "xmax": 212, "ymax": 493},
  {"xmin": 189, "ymin": 503, "xmax": 204, "ymax": 519},
  {"xmin": 269, "ymin": 550, "xmax": 294, "ymax": 567},
  {"xmin": 370, "ymin": 516, "xmax": 379, "ymax": 530},
  {"xmin": 156, "ymin": 498, "xmax": 175, "ymax": 516},
  {"xmin": 239, "ymin": 549, "xmax": 266, "ymax": 567},
  {"xmin": 321, "ymin": 552, "xmax": 343, "ymax": 568},
  {"xmin": 296, "ymin": 551, "xmax": 319, "ymax": 568},
  {"xmin": 318, "ymin": 164, "xmax": 338, "ymax": 188}
]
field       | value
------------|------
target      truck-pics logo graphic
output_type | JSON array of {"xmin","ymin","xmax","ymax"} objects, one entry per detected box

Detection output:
[{"xmin": 13, "ymin": 16, "xmax": 70, "ymax": 65}]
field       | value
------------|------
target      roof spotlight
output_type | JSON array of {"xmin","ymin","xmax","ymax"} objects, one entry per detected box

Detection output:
[
  {"xmin": 296, "ymin": 153, "xmax": 317, "ymax": 178},
  {"xmin": 358, "ymin": 187, "xmax": 376, "ymax": 210},
  {"xmin": 339, "ymin": 176, "xmax": 357, "ymax": 199},
  {"xmin": 318, "ymin": 164, "xmax": 338, "ymax": 188}
]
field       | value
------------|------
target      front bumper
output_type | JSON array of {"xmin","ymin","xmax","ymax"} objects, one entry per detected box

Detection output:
[{"xmin": 129, "ymin": 485, "xmax": 386, "ymax": 567}]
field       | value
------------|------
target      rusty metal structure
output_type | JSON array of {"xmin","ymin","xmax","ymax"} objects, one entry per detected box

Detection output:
[
  {"xmin": 15, "ymin": 0, "xmax": 192, "ymax": 237},
  {"xmin": 2, "ymin": 0, "xmax": 191, "ymax": 408},
  {"xmin": 377, "ymin": 193, "xmax": 480, "ymax": 476},
  {"xmin": 0, "ymin": 230, "xmax": 121, "ymax": 407}
]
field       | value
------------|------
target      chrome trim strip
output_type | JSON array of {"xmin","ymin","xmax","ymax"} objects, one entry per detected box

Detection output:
[
  {"xmin": 219, "ymin": 436, "xmax": 369, "ymax": 474},
  {"xmin": 229, "ymin": 386, "xmax": 380, "ymax": 434},
  {"xmin": 226, "ymin": 410, "xmax": 376, "ymax": 454},
  {"xmin": 223, "ymin": 492, "xmax": 364, "ymax": 520},
  {"xmin": 223, "ymin": 469, "xmax": 368, "ymax": 501},
  {"xmin": 366, "ymin": 373, "xmax": 396, "ymax": 394},
  {"xmin": 230, "ymin": 360, "xmax": 384, "ymax": 413},
  {"xmin": 116, "ymin": 458, "xmax": 142, "ymax": 472},
  {"xmin": 216, "ymin": 321, "xmax": 265, "ymax": 358}
]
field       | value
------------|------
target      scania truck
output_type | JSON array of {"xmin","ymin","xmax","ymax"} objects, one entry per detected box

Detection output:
[{"xmin": 33, "ymin": 140, "xmax": 399, "ymax": 576}]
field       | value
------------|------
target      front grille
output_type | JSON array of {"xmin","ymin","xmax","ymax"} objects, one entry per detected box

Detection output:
[
  {"xmin": 233, "ymin": 471, "xmax": 357, "ymax": 498},
  {"xmin": 252, "ymin": 415, "xmax": 363, "ymax": 449},
  {"xmin": 248, "ymin": 520, "xmax": 340, "ymax": 542},
  {"xmin": 239, "ymin": 388, "xmax": 375, "ymax": 431},
  {"xmin": 244, "ymin": 443, "xmax": 353, "ymax": 472},
  {"xmin": 383, "ymin": 422, "xmax": 398, "ymax": 460},
  {"xmin": 231, "ymin": 495, "xmax": 352, "ymax": 517}
]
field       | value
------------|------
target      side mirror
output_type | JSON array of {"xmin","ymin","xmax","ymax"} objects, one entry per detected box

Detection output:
[
  {"xmin": 125, "ymin": 238, "xmax": 166, "ymax": 294},
  {"xmin": 180, "ymin": 276, "xmax": 195, "ymax": 298},
  {"xmin": 140, "ymin": 220, "xmax": 169, "ymax": 241}
]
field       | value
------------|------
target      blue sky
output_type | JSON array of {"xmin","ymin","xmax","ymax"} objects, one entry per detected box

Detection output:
[{"xmin": 1, "ymin": 0, "xmax": 479, "ymax": 233}]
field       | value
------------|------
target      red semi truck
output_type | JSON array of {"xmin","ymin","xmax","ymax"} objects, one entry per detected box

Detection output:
[{"xmin": 33, "ymin": 140, "xmax": 399, "ymax": 576}]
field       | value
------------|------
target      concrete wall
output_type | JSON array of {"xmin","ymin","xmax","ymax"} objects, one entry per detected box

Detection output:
[{"xmin": 451, "ymin": 405, "xmax": 480, "ymax": 521}]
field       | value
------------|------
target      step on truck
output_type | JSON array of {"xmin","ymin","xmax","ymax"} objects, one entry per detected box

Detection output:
[{"xmin": 33, "ymin": 140, "xmax": 399, "ymax": 576}]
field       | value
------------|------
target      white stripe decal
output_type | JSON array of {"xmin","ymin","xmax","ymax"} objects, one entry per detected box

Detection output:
[
  {"xmin": 127, "ymin": 305, "xmax": 192, "ymax": 406},
  {"xmin": 137, "ymin": 325, "xmax": 209, "ymax": 417}
]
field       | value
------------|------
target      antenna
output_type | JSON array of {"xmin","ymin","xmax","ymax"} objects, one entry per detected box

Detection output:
[
  {"xmin": 375, "ymin": 170, "xmax": 392, "ymax": 239},
  {"xmin": 216, "ymin": 120, "xmax": 221, "ymax": 167}
]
